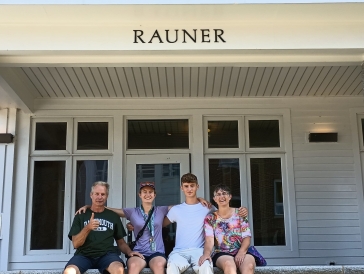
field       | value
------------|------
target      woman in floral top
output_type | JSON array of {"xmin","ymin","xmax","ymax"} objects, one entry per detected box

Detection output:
[{"xmin": 198, "ymin": 184, "xmax": 255, "ymax": 274}]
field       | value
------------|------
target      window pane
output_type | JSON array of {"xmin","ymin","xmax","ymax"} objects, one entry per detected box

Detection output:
[
  {"xmin": 249, "ymin": 120, "xmax": 280, "ymax": 148},
  {"xmin": 208, "ymin": 158, "xmax": 241, "ymax": 208},
  {"xmin": 77, "ymin": 122, "xmax": 108, "ymax": 150},
  {"xmin": 31, "ymin": 161, "xmax": 65, "ymax": 250},
  {"xmin": 208, "ymin": 121, "xmax": 239, "ymax": 148},
  {"xmin": 250, "ymin": 158, "xmax": 285, "ymax": 246},
  {"xmin": 128, "ymin": 120, "xmax": 189, "ymax": 149},
  {"xmin": 35, "ymin": 122, "xmax": 67, "ymax": 150},
  {"xmin": 136, "ymin": 163, "xmax": 181, "ymax": 256},
  {"xmin": 361, "ymin": 119, "xmax": 364, "ymax": 144},
  {"xmin": 76, "ymin": 160, "xmax": 108, "ymax": 211}
]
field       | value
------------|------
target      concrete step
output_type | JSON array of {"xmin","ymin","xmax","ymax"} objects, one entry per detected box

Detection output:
[{"xmin": 1, "ymin": 266, "xmax": 364, "ymax": 274}]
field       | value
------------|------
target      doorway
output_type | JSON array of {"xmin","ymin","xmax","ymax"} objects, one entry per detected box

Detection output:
[{"xmin": 125, "ymin": 154, "xmax": 190, "ymax": 255}]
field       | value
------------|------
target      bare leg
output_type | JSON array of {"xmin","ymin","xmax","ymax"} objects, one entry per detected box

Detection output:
[
  {"xmin": 63, "ymin": 265, "xmax": 80, "ymax": 274},
  {"xmin": 216, "ymin": 255, "xmax": 237, "ymax": 274},
  {"xmin": 127, "ymin": 256, "xmax": 147, "ymax": 274},
  {"xmin": 149, "ymin": 256, "xmax": 167, "ymax": 274},
  {"xmin": 107, "ymin": 261, "xmax": 125, "ymax": 274},
  {"xmin": 237, "ymin": 254, "xmax": 255, "ymax": 274}
]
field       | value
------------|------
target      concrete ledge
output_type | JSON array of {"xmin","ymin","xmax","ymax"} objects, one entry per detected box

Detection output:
[{"xmin": 1, "ymin": 266, "xmax": 364, "ymax": 274}]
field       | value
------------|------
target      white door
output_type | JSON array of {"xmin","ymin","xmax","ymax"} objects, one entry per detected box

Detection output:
[{"xmin": 125, "ymin": 153, "xmax": 190, "ymax": 255}]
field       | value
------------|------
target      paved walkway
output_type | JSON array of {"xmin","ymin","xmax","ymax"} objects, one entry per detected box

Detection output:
[{"xmin": 1, "ymin": 266, "xmax": 364, "ymax": 274}]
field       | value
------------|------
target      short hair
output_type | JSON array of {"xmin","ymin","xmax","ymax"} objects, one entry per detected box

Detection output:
[
  {"xmin": 181, "ymin": 173, "xmax": 198, "ymax": 185},
  {"xmin": 91, "ymin": 181, "xmax": 110, "ymax": 195},
  {"xmin": 213, "ymin": 184, "xmax": 231, "ymax": 196}
]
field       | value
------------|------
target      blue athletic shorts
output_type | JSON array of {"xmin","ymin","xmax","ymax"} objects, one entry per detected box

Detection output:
[
  {"xmin": 65, "ymin": 252, "xmax": 125, "ymax": 273},
  {"xmin": 127, "ymin": 252, "xmax": 167, "ymax": 268}
]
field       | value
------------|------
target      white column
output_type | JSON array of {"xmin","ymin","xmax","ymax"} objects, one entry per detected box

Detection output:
[{"xmin": 0, "ymin": 108, "xmax": 17, "ymax": 271}]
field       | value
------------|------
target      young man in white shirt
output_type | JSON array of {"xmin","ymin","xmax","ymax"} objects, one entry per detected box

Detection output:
[{"xmin": 163, "ymin": 173, "xmax": 248, "ymax": 274}]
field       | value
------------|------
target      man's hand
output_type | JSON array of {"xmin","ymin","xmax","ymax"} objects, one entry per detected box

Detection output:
[
  {"xmin": 126, "ymin": 222, "xmax": 134, "ymax": 231},
  {"xmin": 238, "ymin": 207, "xmax": 248, "ymax": 218},
  {"xmin": 198, "ymin": 254, "xmax": 212, "ymax": 266},
  {"xmin": 75, "ymin": 205, "xmax": 90, "ymax": 215},
  {"xmin": 198, "ymin": 197, "xmax": 212, "ymax": 209},
  {"xmin": 127, "ymin": 251, "xmax": 144, "ymax": 259},
  {"xmin": 87, "ymin": 213, "xmax": 100, "ymax": 230}
]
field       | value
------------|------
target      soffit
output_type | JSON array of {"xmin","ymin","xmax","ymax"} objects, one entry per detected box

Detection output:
[{"xmin": 16, "ymin": 65, "xmax": 363, "ymax": 98}]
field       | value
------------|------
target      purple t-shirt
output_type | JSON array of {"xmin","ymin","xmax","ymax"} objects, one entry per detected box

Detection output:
[{"xmin": 123, "ymin": 206, "xmax": 169, "ymax": 256}]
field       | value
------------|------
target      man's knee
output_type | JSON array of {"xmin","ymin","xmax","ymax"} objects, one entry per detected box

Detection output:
[
  {"xmin": 195, "ymin": 261, "xmax": 213, "ymax": 274},
  {"xmin": 167, "ymin": 260, "xmax": 189, "ymax": 273},
  {"xmin": 63, "ymin": 265, "xmax": 80, "ymax": 274},
  {"xmin": 107, "ymin": 261, "xmax": 125, "ymax": 274}
]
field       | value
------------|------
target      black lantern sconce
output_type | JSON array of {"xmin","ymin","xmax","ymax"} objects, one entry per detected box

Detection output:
[
  {"xmin": 308, "ymin": 132, "xmax": 338, "ymax": 143},
  {"xmin": 0, "ymin": 133, "xmax": 14, "ymax": 144}
]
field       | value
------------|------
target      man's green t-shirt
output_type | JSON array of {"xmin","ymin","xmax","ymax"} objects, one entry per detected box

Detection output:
[{"xmin": 68, "ymin": 208, "xmax": 126, "ymax": 258}]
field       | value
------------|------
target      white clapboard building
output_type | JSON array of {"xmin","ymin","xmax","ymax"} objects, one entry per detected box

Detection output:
[{"xmin": 0, "ymin": 0, "xmax": 364, "ymax": 270}]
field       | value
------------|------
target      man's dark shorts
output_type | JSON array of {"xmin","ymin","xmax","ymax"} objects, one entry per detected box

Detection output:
[
  {"xmin": 127, "ymin": 252, "xmax": 167, "ymax": 268},
  {"xmin": 65, "ymin": 252, "xmax": 125, "ymax": 273}
]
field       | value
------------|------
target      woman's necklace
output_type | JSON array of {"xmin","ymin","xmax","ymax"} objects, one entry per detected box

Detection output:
[{"xmin": 216, "ymin": 208, "xmax": 234, "ymax": 219}]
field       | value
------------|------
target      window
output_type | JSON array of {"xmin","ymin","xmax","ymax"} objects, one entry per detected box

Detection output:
[
  {"xmin": 208, "ymin": 158, "xmax": 241, "ymax": 208},
  {"xmin": 208, "ymin": 121, "xmax": 239, "ymax": 148},
  {"xmin": 28, "ymin": 118, "xmax": 112, "ymax": 254},
  {"xmin": 248, "ymin": 120, "xmax": 280, "ymax": 148},
  {"xmin": 127, "ymin": 119, "xmax": 189, "ymax": 149},
  {"xmin": 30, "ymin": 160, "xmax": 66, "ymax": 250},
  {"xmin": 205, "ymin": 113, "xmax": 295, "ymax": 255},
  {"xmin": 250, "ymin": 158, "xmax": 285, "ymax": 246}
]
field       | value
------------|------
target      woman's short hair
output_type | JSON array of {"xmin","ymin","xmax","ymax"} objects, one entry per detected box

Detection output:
[
  {"xmin": 213, "ymin": 184, "xmax": 231, "ymax": 196},
  {"xmin": 91, "ymin": 181, "xmax": 110, "ymax": 195}
]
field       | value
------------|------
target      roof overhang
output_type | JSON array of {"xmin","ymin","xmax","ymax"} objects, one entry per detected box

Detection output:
[{"xmin": 0, "ymin": 3, "xmax": 363, "ymax": 112}]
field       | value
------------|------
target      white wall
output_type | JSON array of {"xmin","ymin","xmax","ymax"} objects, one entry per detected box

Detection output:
[{"xmin": 7, "ymin": 97, "xmax": 364, "ymax": 268}]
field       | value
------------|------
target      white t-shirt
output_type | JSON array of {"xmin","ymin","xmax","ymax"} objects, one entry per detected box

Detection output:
[{"xmin": 167, "ymin": 202, "xmax": 215, "ymax": 251}]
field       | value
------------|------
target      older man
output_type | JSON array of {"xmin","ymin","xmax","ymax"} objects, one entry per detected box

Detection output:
[{"xmin": 64, "ymin": 181, "xmax": 142, "ymax": 274}]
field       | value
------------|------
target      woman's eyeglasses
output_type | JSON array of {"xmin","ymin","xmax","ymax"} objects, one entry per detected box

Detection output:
[{"xmin": 214, "ymin": 192, "xmax": 230, "ymax": 197}]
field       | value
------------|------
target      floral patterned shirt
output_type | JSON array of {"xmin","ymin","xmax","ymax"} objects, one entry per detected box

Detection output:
[{"xmin": 204, "ymin": 208, "xmax": 251, "ymax": 255}]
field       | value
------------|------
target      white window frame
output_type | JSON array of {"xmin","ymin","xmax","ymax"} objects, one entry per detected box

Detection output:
[
  {"xmin": 204, "ymin": 116, "xmax": 245, "ymax": 153},
  {"xmin": 246, "ymin": 153, "xmax": 298, "ymax": 257},
  {"xmin": 26, "ymin": 156, "xmax": 72, "ymax": 255},
  {"xmin": 30, "ymin": 118, "xmax": 73, "ymax": 156},
  {"xmin": 73, "ymin": 117, "xmax": 113, "ymax": 155},
  {"xmin": 245, "ymin": 116, "xmax": 284, "ymax": 152}
]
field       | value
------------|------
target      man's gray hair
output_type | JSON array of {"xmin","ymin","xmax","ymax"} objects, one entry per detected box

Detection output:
[{"xmin": 91, "ymin": 181, "xmax": 110, "ymax": 195}]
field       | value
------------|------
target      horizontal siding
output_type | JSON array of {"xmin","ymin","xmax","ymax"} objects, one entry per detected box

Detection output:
[
  {"xmin": 297, "ymin": 219, "xmax": 360, "ymax": 227},
  {"xmin": 300, "ymin": 249, "xmax": 362, "ymax": 257},
  {"xmin": 293, "ymin": 150, "xmax": 354, "ymax": 157},
  {"xmin": 299, "ymin": 241, "xmax": 362, "ymax": 249},
  {"xmin": 295, "ymin": 178, "xmax": 356, "ymax": 184},
  {"xmin": 294, "ymin": 156, "xmax": 354, "ymax": 164},
  {"xmin": 296, "ymin": 192, "xmax": 357, "ymax": 199},
  {"xmin": 297, "ymin": 213, "xmax": 359, "ymax": 220},
  {"xmin": 295, "ymin": 164, "xmax": 354, "ymax": 171},
  {"xmin": 299, "ymin": 234, "xmax": 362, "ymax": 242},
  {"xmin": 298, "ymin": 227, "xmax": 361, "ymax": 235},
  {"xmin": 291, "ymin": 107, "xmax": 363, "ymax": 260},
  {"xmin": 296, "ymin": 198, "xmax": 358, "ymax": 206}
]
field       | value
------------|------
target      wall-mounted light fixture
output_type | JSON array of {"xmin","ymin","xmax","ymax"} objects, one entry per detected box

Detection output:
[
  {"xmin": 0, "ymin": 133, "xmax": 14, "ymax": 143},
  {"xmin": 308, "ymin": 132, "xmax": 338, "ymax": 143}
]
